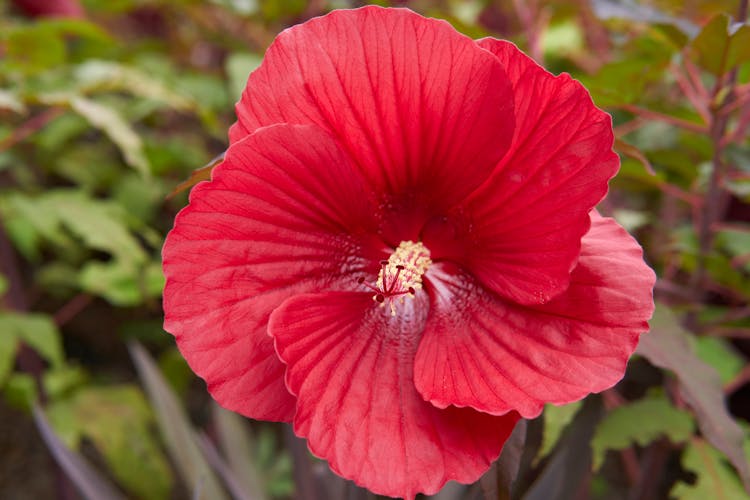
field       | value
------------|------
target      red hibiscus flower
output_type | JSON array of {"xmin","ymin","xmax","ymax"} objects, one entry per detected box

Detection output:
[{"xmin": 162, "ymin": 6, "xmax": 655, "ymax": 498}]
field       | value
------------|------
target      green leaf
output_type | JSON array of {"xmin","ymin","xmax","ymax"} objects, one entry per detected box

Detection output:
[
  {"xmin": 693, "ymin": 336, "xmax": 745, "ymax": 385},
  {"xmin": 0, "ymin": 323, "xmax": 18, "ymax": 384},
  {"xmin": 210, "ymin": 0, "xmax": 259, "ymax": 15},
  {"xmin": 43, "ymin": 366, "xmax": 88, "ymax": 400},
  {"xmin": 47, "ymin": 385, "xmax": 173, "ymax": 500},
  {"xmin": 129, "ymin": 342, "xmax": 229, "ymax": 500},
  {"xmin": 540, "ymin": 21, "xmax": 584, "ymax": 57},
  {"xmin": 42, "ymin": 191, "xmax": 147, "ymax": 264},
  {"xmin": 79, "ymin": 260, "xmax": 163, "ymax": 306},
  {"xmin": 591, "ymin": 393, "xmax": 694, "ymax": 470},
  {"xmin": 4, "ymin": 25, "xmax": 67, "ymax": 75},
  {"xmin": 73, "ymin": 60, "xmax": 196, "ymax": 111},
  {"xmin": 690, "ymin": 14, "xmax": 750, "ymax": 76},
  {"xmin": 3, "ymin": 373, "xmax": 38, "ymax": 411},
  {"xmin": 637, "ymin": 306, "xmax": 750, "ymax": 491},
  {"xmin": 672, "ymin": 439, "xmax": 748, "ymax": 500},
  {"xmin": 68, "ymin": 95, "xmax": 150, "ymax": 176},
  {"xmin": 537, "ymin": 401, "xmax": 582, "ymax": 463},
  {"xmin": 225, "ymin": 53, "xmax": 263, "ymax": 103},
  {"xmin": 38, "ymin": 94, "xmax": 150, "ymax": 176},
  {"xmin": 33, "ymin": 405, "xmax": 127, "ymax": 500},
  {"xmin": 112, "ymin": 172, "xmax": 165, "ymax": 223},
  {"xmin": 1, "ymin": 193, "xmax": 67, "ymax": 257},
  {"xmin": 716, "ymin": 226, "xmax": 750, "ymax": 273},
  {"xmin": 0, "ymin": 89, "xmax": 26, "ymax": 114},
  {"xmin": 0, "ymin": 312, "xmax": 65, "ymax": 371}
]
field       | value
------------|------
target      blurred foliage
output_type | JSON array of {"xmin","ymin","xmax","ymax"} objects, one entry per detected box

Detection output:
[{"xmin": 1, "ymin": 0, "xmax": 750, "ymax": 499}]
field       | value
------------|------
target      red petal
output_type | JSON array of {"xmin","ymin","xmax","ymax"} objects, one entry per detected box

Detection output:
[
  {"xmin": 230, "ymin": 6, "xmax": 515, "ymax": 211},
  {"xmin": 443, "ymin": 39, "xmax": 618, "ymax": 305},
  {"xmin": 163, "ymin": 124, "xmax": 380, "ymax": 421},
  {"xmin": 415, "ymin": 214, "xmax": 655, "ymax": 418},
  {"xmin": 269, "ymin": 292, "xmax": 519, "ymax": 499}
]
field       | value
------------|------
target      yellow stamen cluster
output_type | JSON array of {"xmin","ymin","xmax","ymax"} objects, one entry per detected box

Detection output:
[{"xmin": 374, "ymin": 240, "xmax": 432, "ymax": 316}]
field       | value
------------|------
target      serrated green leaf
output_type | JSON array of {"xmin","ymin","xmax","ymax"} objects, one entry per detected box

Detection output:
[
  {"xmin": 47, "ymin": 385, "xmax": 173, "ymax": 500},
  {"xmin": 592, "ymin": 394, "xmax": 693, "ymax": 469},
  {"xmin": 690, "ymin": 14, "xmax": 750, "ymax": 76},
  {"xmin": 638, "ymin": 306, "xmax": 750, "ymax": 491},
  {"xmin": 672, "ymin": 439, "xmax": 749, "ymax": 500},
  {"xmin": 537, "ymin": 401, "xmax": 582, "ymax": 463}
]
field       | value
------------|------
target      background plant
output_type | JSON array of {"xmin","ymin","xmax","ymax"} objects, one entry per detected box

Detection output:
[{"xmin": 1, "ymin": 0, "xmax": 750, "ymax": 499}]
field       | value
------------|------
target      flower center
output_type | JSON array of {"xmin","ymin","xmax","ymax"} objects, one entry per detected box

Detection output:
[{"xmin": 358, "ymin": 240, "xmax": 432, "ymax": 316}]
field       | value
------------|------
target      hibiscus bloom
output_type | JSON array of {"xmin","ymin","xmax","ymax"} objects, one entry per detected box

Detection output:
[{"xmin": 162, "ymin": 6, "xmax": 655, "ymax": 498}]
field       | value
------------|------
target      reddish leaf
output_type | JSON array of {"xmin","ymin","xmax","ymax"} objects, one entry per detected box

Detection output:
[
  {"xmin": 480, "ymin": 420, "xmax": 528, "ymax": 500},
  {"xmin": 637, "ymin": 306, "xmax": 750, "ymax": 492},
  {"xmin": 166, "ymin": 152, "xmax": 224, "ymax": 200}
]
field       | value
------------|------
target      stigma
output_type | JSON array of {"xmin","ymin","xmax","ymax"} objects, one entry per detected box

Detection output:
[{"xmin": 358, "ymin": 241, "xmax": 432, "ymax": 316}]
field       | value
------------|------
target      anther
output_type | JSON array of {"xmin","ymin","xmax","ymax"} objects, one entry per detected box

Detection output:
[{"xmin": 356, "ymin": 241, "xmax": 431, "ymax": 315}]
